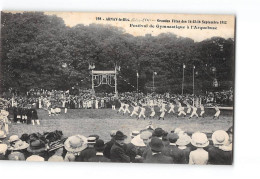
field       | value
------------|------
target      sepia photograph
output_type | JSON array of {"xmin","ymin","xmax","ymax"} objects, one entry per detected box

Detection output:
[{"xmin": 0, "ymin": 11, "xmax": 235, "ymax": 165}]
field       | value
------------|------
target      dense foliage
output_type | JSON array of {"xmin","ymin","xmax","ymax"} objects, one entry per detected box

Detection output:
[{"xmin": 1, "ymin": 12, "xmax": 234, "ymax": 94}]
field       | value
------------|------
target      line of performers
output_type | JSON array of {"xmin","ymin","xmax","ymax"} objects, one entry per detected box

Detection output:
[
  {"xmin": 12, "ymin": 106, "xmax": 40, "ymax": 125},
  {"xmin": 116, "ymin": 99, "xmax": 221, "ymax": 120}
]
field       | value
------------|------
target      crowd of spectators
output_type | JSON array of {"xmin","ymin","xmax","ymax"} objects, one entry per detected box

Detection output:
[
  {"xmin": 0, "ymin": 124, "xmax": 233, "ymax": 164},
  {"xmin": 1, "ymin": 88, "xmax": 233, "ymax": 111}
]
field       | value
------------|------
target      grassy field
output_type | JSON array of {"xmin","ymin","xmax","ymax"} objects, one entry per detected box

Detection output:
[{"xmin": 8, "ymin": 107, "xmax": 233, "ymax": 142}]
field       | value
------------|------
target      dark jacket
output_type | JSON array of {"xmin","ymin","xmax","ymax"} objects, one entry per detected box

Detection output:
[
  {"xmin": 162, "ymin": 145, "xmax": 186, "ymax": 164},
  {"xmin": 104, "ymin": 139, "xmax": 115, "ymax": 159},
  {"xmin": 144, "ymin": 153, "xmax": 173, "ymax": 164},
  {"xmin": 88, "ymin": 154, "xmax": 110, "ymax": 163},
  {"xmin": 110, "ymin": 142, "xmax": 130, "ymax": 163},
  {"xmin": 31, "ymin": 109, "xmax": 38, "ymax": 120},
  {"xmin": 208, "ymin": 146, "xmax": 232, "ymax": 165},
  {"xmin": 77, "ymin": 147, "xmax": 96, "ymax": 162}
]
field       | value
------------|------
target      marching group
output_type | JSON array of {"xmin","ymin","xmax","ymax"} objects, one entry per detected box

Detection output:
[
  {"xmin": 116, "ymin": 98, "xmax": 221, "ymax": 120},
  {"xmin": 0, "ymin": 124, "xmax": 233, "ymax": 165}
]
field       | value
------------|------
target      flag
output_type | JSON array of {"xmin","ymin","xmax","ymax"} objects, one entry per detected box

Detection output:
[
  {"xmin": 183, "ymin": 64, "xmax": 186, "ymax": 69},
  {"xmin": 137, "ymin": 72, "xmax": 139, "ymax": 77},
  {"xmin": 154, "ymin": 72, "xmax": 157, "ymax": 75}
]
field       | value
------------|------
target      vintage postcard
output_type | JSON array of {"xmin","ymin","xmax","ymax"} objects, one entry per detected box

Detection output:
[{"xmin": 0, "ymin": 11, "xmax": 234, "ymax": 164}]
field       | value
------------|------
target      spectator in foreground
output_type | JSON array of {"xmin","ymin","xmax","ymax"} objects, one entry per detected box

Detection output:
[
  {"xmin": 103, "ymin": 130, "xmax": 116, "ymax": 159},
  {"xmin": 64, "ymin": 135, "xmax": 88, "ymax": 162},
  {"xmin": 26, "ymin": 139, "xmax": 47, "ymax": 161},
  {"xmin": 0, "ymin": 144, "xmax": 8, "ymax": 160},
  {"xmin": 110, "ymin": 131, "xmax": 130, "ymax": 163},
  {"xmin": 144, "ymin": 137, "xmax": 173, "ymax": 164},
  {"xmin": 189, "ymin": 132, "xmax": 209, "ymax": 165},
  {"xmin": 48, "ymin": 139, "xmax": 66, "ymax": 162},
  {"xmin": 208, "ymin": 130, "xmax": 232, "ymax": 165},
  {"xmin": 77, "ymin": 136, "xmax": 97, "ymax": 162},
  {"xmin": 89, "ymin": 139, "xmax": 110, "ymax": 162},
  {"xmin": 8, "ymin": 137, "xmax": 29, "ymax": 161},
  {"xmin": 176, "ymin": 134, "xmax": 191, "ymax": 164}
]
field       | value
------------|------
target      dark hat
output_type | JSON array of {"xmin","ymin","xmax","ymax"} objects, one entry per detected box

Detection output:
[
  {"xmin": 27, "ymin": 140, "xmax": 47, "ymax": 153},
  {"xmin": 227, "ymin": 126, "xmax": 233, "ymax": 134},
  {"xmin": 94, "ymin": 139, "xmax": 105, "ymax": 151},
  {"xmin": 149, "ymin": 137, "xmax": 164, "ymax": 152},
  {"xmin": 167, "ymin": 133, "xmax": 179, "ymax": 143},
  {"xmin": 20, "ymin": 133, "xmax": 29, "ymax": 142},
  {"xmin": 152, "ymin": 128, "xmax": 164, "ymax": 138},
  {"xmin": 114, "ymin": 131, "xmax": 127, "ymax": 140}
]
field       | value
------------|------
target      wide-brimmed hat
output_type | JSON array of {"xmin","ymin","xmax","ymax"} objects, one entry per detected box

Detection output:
[
  {"xmin": 149, "ymin": 137, "xmax": 164, "ymax": 152},
  {"xmin": 9, "ymin": 135, "xmax": 20, "ymax": 143},
  {"xmin": 94, "ymin": 139, "xmax": 105, "ymax": 151},
  {"xmin": 130, "ymin": 131, "xmax": 140, "ymax": 138},
  {"xmin": 140, "ymin": 131, "xmax": 152, "ymax": 140},
  {"xmin": 212, "ymin": 130, "xmax": 229, "ymax": 145},
  {"xmin": 27, "ymin": 140, "xmax": 47, "ymax": 153},
  {"xmin": 191, "ymin": 132, "xmax": 209, "ymax": 148},
  {"xmin": 176, "ymin": 134, "xmax": 191, "ymax": 146},
  {"xmin": 131, "ymin": 135, "xmax": 146, "ymax": 147},
  {"xmin": 9, "ymin": 140, "xmax": 29, "ymax": 151},
  {"xmin": 64, "ymin": 135, "xmax": 88, "ymax": 153},
  {"xmin": 174, "ymin": 128, "xmax": 183, "ymax": 134},
  {"xmin": 0, "ymin": 130, "xmax": 6, "ymax": 139},
  {"xmin": 26, "ymin": 155, "xmax": 44, "ymax": 162},
  {"xmin": 114, "ymin": 131, "xmax": 127, "ymax": 140}
]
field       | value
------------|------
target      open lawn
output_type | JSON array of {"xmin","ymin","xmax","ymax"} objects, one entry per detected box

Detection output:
[{"xmin": 8, "ymin": 108, "xmax": 233, "ymax": 142}]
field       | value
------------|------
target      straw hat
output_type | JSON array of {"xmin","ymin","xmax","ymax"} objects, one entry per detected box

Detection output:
[
  {"xmin": 212, "ymin": 130, "xmax": 229, "ymax": 145},
  {"xmin": 9, "ymin": 135, "xmax": 20, "ymax": 143},
  {"xmin": 140, "ymin": 131, "xmax": 152, "ymax": 140},
  {"xmin": 131, "ymin": 135, "xmax": 146, "ymax": 147},
  {"xmin": 191, "ymin": 132, "xmax": 209, "ymax": 148},
  {"xmin": 9, "ymin": 140, "xmax": 29, "ymax": 151},
  {"xmin": 131, "ymin": 131, "xmax": 140, "ymax": 138},
  {"xmin": 176, "ymin": 134, "xmax": 191, "ymax": 146},
  {"xmin": 87, "ymin": 137, "xmax": 96, "ymax": 144},
  {"xmin": 64, "ymin": 135, "xmax": 88, "ymax": 153},
  {"xmin": 174, "ymin": 128, "xmax": 183, "ymax": 134},
  {"xmin": 26, "ymin": 155, "xmax": 44, "ymax": 162}
]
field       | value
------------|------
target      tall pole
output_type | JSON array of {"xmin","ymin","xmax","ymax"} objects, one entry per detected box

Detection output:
[
  {"xmin": 115, "ymin": 66, "xmax": 117, "ymax": 96},
  {"xmin": 182, "ymin": 64, "xmax": 185, "ymax": 95},
  {"xmin": 91, "ymin": 70, "xmax": 94, "ymax": 92},
  {"xmin": 153, "ymin": 72, "xmax": 155, "ymax": 92},
  {"xmin": 193, "ymin": 66, "xmax": 195, "ymax": 106},
  {"xmin": 137, "ymin": 73, "xmax": 139, "ymax": 93}
]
